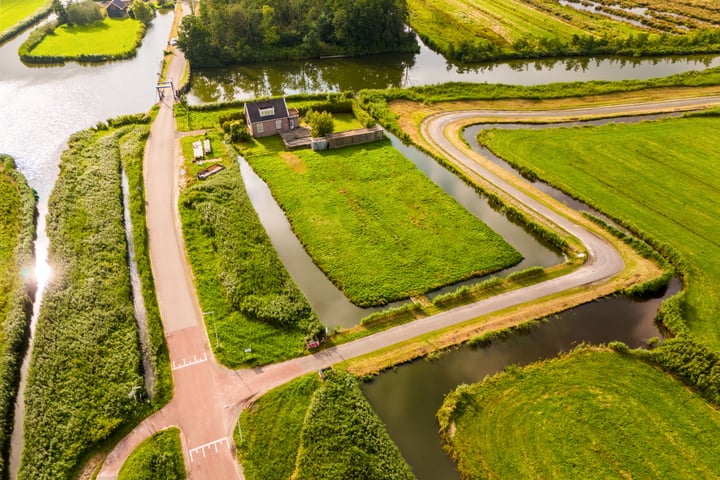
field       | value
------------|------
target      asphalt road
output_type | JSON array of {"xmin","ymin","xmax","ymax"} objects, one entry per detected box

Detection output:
[{"xmin": 94, "ymin": 26, "xmax": 720, "ymax": 478}]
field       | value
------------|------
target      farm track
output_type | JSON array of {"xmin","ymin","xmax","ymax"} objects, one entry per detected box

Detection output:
[{"xmin": 93, "ymin": 6, "xmax": 720, "ymax": 476}]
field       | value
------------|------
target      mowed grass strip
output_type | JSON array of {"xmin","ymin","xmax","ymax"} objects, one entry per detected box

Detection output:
[
  {"xmin": 439, "ymin": 348, "xmax": 720, "ymax": 479},
  {"xmin": 27, "ymin": 17, "xmax": 143, "ymax": 57},
  {"xmin": 482, "ymin": 114, "xmax": 720, "ymax": 347},
  {"xmin": 247, "ymin": 140, "xmax": 522, "ymax": 306},
  {"xmin": 0, "ymin": 0, "xmax": 47, "ymax": 33}
]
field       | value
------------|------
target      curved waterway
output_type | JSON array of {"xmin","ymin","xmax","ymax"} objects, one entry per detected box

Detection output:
[
  {"xmin": 188, "ymin": 36, "xmax": 720, "ymax": 103},
  {"xmin": 363, "ymin": 279, "xmax": 681, "ymax": 480}
]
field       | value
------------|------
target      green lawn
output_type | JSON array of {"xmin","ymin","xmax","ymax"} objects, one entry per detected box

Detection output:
[
  {"xmin": 0, "ymin": 0, "xmax": 47, "ymax": 33},
  {"xmin": 247, "ymin": 139, "xmax": 522, "ymax": 306},
  {"xmin": 439, "ymin": 348, "xmax": 720, "ymax": 479},
  {"xmin": 482, "ymin": 113, "xmax": 720, "ymax": 348},
  {"xmin": 118, "ymin": 428, "xmax": 185, "ymax": 480},
  {"xmin": 27, "ymin": 17, "xmax": 143, "ymax": 57}
]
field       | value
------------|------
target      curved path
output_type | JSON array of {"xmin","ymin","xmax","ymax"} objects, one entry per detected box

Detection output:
[{"xmin": 95, "ymin": 23, "xmax": 720, "ymax": 477}]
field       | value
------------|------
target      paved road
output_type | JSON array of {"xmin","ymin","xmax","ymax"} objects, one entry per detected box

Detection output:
[{"xmin": 95, "ymin": 28, "xmax": 720, "ymax": 477}]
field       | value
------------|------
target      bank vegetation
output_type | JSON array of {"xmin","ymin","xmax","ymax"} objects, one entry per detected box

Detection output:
[
  {"xmin": 19, "ymin": 121, "xmax": 171, "ymax": 479},
  {"xmin": 0, "ymin": 156, "xmax": 36, "ymax": 479},
  {"xmin": 237, "ymin": 371, "xmax": 414, "ymax": 480}
]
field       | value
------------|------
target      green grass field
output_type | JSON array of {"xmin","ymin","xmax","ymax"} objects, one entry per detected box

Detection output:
[
  {"xmin": 237, "ymin": 372, "xmax": 413, "ymax": 480},
  {"xmin": 0, "ymin": 0, "xmax": 47, "ymax": 33},
  {"xmin": 439, "ymin": 348, "xmax": 720, "ymax": 479},
  {"xmin": 27, "ymin": 17, "xmax": 143, "ymax": 57},
  {"xmin": 482, "ymin": 113, "xmax": 720, "ymax": 348},
  {"xmin": 118, "ymin": 428, "xmax": 185, "ymax": 480},
  {"xmin": 247, "ymin": 139, "xmax": 522, "ymax": 306},
  {"xmin": 407, "ymin": 0, "xmax": 720, "ymax": 62}
]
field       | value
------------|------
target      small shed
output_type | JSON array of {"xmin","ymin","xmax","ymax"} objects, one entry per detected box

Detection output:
[
  {"xmin": 106, "ymin": 0, "xmax": 129, "ymax": 18},
  {"xmin": 244, "ymin": 98, "xmax": 299, "ymax": 138},
  {"xmin": 192, "ymin": 141, "xmax": 204, "ymax": 160}
]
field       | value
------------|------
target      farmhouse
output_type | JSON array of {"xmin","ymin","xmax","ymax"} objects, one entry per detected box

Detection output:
[
  {"xmin": 244, "ymin": 98, "xmax": 299, "ymax": 138},
  {"xmin": 105, "ymin": 0, "xmax": 129, "ymax": 18}
]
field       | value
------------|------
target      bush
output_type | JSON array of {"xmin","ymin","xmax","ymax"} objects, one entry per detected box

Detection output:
[
  {"xmin": 305, "ymin": 109, "xmax": 334, "ymax": 137},
  {"xmin": 66, "ymin": 0, "xmax": 104, "ymax": 26}
]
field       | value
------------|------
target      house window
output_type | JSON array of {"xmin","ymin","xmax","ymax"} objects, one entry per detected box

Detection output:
[
  {"xmin": 258, "ymin": 107, "xmax": 275, "ymax": 117},
  {"xmin": 257, "ymin": 123, "xmax": 264, "ymax": 134},
  {"xmin": 276, "ymin": 119, "xmax": 282, "ymax": 130}
]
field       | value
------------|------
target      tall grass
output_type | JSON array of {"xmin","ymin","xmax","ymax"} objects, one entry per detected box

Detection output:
[
  {"xmin": 18, "ymin": 128, "xmax": 151, "ymax": 479},
  {"xmin": 117, "ymin": 427, "xmax": 185, "ymax": 480},
  {"xmin": 0, "ymin": 156, "xmax": 36, "ymax": 479},
  {"xmin": 179, "ymin": 160, "xmax": 322, "ymax": 367}
]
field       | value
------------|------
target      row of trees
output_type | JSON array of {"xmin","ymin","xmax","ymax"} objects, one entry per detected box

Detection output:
[
  {"xmin": 52, "ymin": 0, "xmax": 154, "ymax": 27},
  {"xmin": 178, "ymin": 0, "xmax": 418, "ymax": 67}
]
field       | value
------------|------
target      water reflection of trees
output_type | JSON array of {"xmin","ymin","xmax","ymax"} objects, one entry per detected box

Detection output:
[{"xmin": 189, "ymin": 53, "xmax": 416, "ymax": 103}]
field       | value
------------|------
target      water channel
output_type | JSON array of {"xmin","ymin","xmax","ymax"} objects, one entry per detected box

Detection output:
[
  {"xmin": 0, "ymin": 8, "xmax": 717, "ymax": 477},
  {"xmin": 187, "ymin": 36, "xmax": 720, "ymax": 103}
]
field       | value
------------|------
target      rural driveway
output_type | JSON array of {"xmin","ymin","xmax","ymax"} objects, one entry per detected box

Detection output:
[{"xmin": 96, "ymin": 21, "xmax": 720, "ymax": 476}]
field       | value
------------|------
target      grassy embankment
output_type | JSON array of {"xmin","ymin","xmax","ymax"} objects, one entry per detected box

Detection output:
[
  {"xmin": 482, "ymin": 113, "xmax": 720, "ymax": 347},
  {"xmin": 407, "ymin": 0, "xmax": 720, "ymax": 63},
  {"xmin": 178, "ymin": 132, "xmax": 323, "ymax": 367},
  {"xmin": 0, "ymin": 157, "xmax": 36, "ymax": 479},
  {"xmin": 236, "ymin": 372, "xmax": 414, "ymax": 480},
  {"xmin": 19, "ymin": 120, "xmax": 172, "ymax": 479},
  {"xmin": 439, "ymin": 347, "xmax": 720, "ymax": 479},
  {"xmin": 0, "ymin": 0, "xmax": 51, "ymax": 44},
  {"xmin": 117, "ymin": 427, "xmax": 185, "ymax": 480},
  {"xmin": 19, "ymin": 17, "xmax": 146, "ymax": 63},
  {"xmin": 246, "ymin": 139, "xmax": 521, "ymax": 306}
]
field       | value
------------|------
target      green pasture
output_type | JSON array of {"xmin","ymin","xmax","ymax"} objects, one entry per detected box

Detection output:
[
  {"xmin": 118, "ymin": 428, "xmax": 185, "ymax": 480},
  {"xmin": 247, "ymin": 139, "xmax": 521, "ymax": 306},
  {"xmin": 408, "ymin": 0, "xmax": 638, "ymax": 55},
  {"xmin": 27, "ymin": 17, "xmax": 142, "ymax": 57},
  {"xmin": 237, "ymin": 372, "xmax": 413, "ymax": 480},
  {"xmin": 482, "ymin": 113, "xmax": 720, "ymax": 347},
  {"xmin": 439, "ymin": 348, "xmax": 720, "ymax": 479},
  {"xmin": 0, "ymin": 0, "xmax": 47, "ymax": 33}
]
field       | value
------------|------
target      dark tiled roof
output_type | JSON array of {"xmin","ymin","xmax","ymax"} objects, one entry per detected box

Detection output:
[{"xmin": 244, "ymin": 98, "xmax": 290, "ymax": 123}]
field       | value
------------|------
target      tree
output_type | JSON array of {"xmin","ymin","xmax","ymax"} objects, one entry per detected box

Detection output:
[
  {"xmin": 130, "ymin": 0, "xmax": 155, "ymax": 25},
  {"xmin": 305, "ymin": 109, "xmax": 334, "ymax": 137},
  {"xmin": 66, "ymin": 0, "xmax": 105, "ymax": 26},
  {"xmin": 53, "ymin": 0, "xmax": 69, "ymax": 25}
]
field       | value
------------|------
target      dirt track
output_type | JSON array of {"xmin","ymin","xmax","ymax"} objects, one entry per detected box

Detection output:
[{"xmin": 94, "ymin": 12, "xmax": 720, "ymax": 476}]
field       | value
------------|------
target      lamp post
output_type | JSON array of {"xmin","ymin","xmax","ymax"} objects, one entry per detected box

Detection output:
[{"xmin": 202, "ymin": 311, "xmax": 219, "ymax": 348}]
